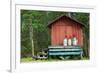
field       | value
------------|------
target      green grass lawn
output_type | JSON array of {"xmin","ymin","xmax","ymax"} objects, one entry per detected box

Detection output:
[
  {"xmin": 21, "ymin": 57, "xmax": 33, "ymax": 62},
  {"xmin": 21, "ymin": 57, "xmax": 63, "ymax": 62},
  {"xmin": 21, "ymin": 57, "xmax": 50, "ymax": 62},
  {"xmin": 21, "ymin": 56, "xmax": 89, "ymax": 62}
]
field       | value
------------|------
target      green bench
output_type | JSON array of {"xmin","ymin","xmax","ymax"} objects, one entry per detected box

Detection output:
[{"xmin": 48, "ymin": 46, "xmax": 83, "ymax": 59}]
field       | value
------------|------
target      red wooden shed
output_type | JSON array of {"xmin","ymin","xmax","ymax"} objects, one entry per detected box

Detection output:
[{"xmin": 48, "ymin": 15, "xmax": 85, "ymax": 47}]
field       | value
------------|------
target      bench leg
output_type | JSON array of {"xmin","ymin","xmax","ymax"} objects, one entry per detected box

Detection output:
[{"xmin": 80, "ymin": 52, "xmax": 83, "ymax": 59}]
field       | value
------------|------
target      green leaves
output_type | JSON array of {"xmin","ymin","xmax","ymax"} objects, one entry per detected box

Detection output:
[{"xmin": 21, "ymin": 10, "xmax": 89, "ymax": 58}]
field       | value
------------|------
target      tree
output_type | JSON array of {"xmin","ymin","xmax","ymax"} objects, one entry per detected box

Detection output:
[
  {"xmin": 21, "ymin": 10, "xmax": 89, "ymax": 58},
  {"xmin": 21, "ymin": 10, "xmax": 35, "ymax": 57},
  {"xmin": 29, "ymin": 18, "xmax": 34, "ymax": 56}
]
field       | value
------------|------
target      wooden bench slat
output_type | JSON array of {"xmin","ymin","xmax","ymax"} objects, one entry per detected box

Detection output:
[
  {"xmin": 49, "ymin": 49, "xmax": 82, "ymax": 52},
  {"xmin": 48, "ymin": 46, "xmax": 80, "ymax": 49},
  {"xmin": 49, "ymin": 52, "xmax": 81, "ymax": 55}
]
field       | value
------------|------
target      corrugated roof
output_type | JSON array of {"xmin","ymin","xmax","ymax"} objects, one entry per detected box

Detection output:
[{"xmin": 47, "ymin": 15, "xmax": 86, "ymax": 28}]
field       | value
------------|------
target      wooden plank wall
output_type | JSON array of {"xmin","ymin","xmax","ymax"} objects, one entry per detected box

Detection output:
[{"xmin": 51, "ymin": 17, "xmax": 83, "ymax": 47}]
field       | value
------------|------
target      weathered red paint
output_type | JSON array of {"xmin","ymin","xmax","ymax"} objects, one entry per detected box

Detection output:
[{"xmin": 48, "ymin": 15, "xmax": 84, "ymax": 47}]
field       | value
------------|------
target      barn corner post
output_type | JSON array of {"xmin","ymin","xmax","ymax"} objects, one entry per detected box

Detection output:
[{"xmin": 29, "ymin": 17, "xmax": 34, "ymax": 57}]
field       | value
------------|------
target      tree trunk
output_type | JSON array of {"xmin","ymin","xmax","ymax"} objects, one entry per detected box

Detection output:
[
  {"xmin": 83, "ymin": 28, "xmax": 89, "ymax": 58},
  {"xmin": 29, "ymin": 18, "xmax": 34, "ymax": 56}
]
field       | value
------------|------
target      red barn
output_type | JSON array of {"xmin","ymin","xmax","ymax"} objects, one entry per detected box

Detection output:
[{"xmin": 48, "ymin": 15, "xmax": 85, "ymax": 47}]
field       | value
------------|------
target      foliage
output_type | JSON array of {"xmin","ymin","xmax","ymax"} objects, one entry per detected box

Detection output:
[{"xmin": 21, "ymin": 10, "xmax": 89, "ymax": 58}]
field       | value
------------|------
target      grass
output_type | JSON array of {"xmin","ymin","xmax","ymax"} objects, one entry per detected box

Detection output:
[
  {"xmin": 21, "ymin": 56, "xmax": 89, "ymax": 62},
  {"xmin": 21, "ymin": 57, "xmax": 61, "ymax": 62},
  {"xmin": 81, "ymin": 57, "xmax": 89, "ymax": 60},
  {"xmin": 21, "ymin": 57, "xmax": 33, "ymax": 62}
]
